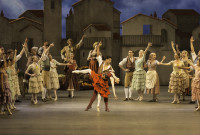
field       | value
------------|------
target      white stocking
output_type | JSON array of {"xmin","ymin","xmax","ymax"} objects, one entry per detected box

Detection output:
[
  {"xmin": 124, "ymin": 88, "xmax": 128, "ymax": 98},
  {"xmin": 97, "ymin": 93, "xmax": 101, "ymax": 107},
  {"xmin": 128, "ymin": 87, "xmax": 132, "ymax": 98}
]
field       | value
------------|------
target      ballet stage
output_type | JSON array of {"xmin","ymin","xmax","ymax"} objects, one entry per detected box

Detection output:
[{"xmin": 0, "ymin": 86, "xmax": 200, "ymax": 135}]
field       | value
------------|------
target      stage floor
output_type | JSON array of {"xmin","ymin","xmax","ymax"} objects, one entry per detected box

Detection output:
[{"xmin": 0, "ymin": 86, "xmax": 200, "ymax": 135}]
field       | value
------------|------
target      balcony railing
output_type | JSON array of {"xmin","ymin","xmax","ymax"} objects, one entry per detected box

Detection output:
[{"xmin": 122, "ymin": 35, "xmax": 163, "ymax": 47}]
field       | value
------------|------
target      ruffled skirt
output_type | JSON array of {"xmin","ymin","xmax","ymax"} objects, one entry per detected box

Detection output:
[
  {"xmin": 29, "ymin": 75, "xmax": 43, "ymax": 94},
  {"xmin": 168, "ymin": 72, "xmax": 186, "ymax": 94},
  {"xmin": 182, "ymin": 72, "xmax": 190, "ymax": 89},
  {"xmin": 91, "ymin": 71, "xmax": 110, "ymax": 98},
  {"xmin": 131, "ymin": 70, "xmax": 146, "ymax": 91},
  {"xmin": 49, "ymin": 71, "xmax": 60, "ymax": 90},
  {"xmin": 0, "ymin": 84, "xmax": 12, "ymax": 105}
]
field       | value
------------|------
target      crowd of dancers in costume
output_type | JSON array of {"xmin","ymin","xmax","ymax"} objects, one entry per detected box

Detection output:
[{"xmin": 1, "ymin": 35, "xmax": 200, "ymax": 115}]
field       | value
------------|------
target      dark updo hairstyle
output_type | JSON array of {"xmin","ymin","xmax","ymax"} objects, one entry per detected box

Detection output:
[
  {"xmin": 103, "ymin": 56, "xmax": 112, "ymax": 60},
  {"xmin": 6, "ymin": 49, "xmax": 14, "ymax": 55}
]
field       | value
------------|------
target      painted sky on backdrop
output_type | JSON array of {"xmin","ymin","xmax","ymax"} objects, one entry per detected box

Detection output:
[{"xmin": 0, "ymin": 0, "xmax": 200, "ymax": 38}]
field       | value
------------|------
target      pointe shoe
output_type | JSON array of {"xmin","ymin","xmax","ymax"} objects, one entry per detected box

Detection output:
[
  {"xmin": 134, "ymin": 97, "xmax": 140, "ymax": 101},
  {"xmin": 96, "ymin": 106, "xmax": 100, "ymax": 112},
  {"xmin": 54, "ymin": 97, "xmax": 58, "ymax": 101},
  {"xmin": 10, "ymin": 105, "xmax": 14, "ymax": 110},
  {"xmin": 139, "ymin": 96, "xmax": 143, "ymax": 101},
  {"xmin": 12, "ymin": 105, "xmax": 16, "ymax": 109},
  {"xmin": 85, "ymin": 106, "xmax": 92, "ymax": 111},
  {"xmin": 194, "ymin": 107, "xmax": 200, "ymax": 111},
  {"xmin": 171, "ymin": 100, "xmax": 176, "ymax": 104},
  {"xmin": 33, "ymin": 100, "xmax": 37, "ymax": 105},
  {"xmin": 7, "ymin": 109, "xmax": 12, "ymax": 115}
]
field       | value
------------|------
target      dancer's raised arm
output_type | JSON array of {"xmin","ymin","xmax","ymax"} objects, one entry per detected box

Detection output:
[
  {"xmin": 190, "ymin": 36, "xmax": 197, "ymax": 62},
  {"xmin": 171, "ymin": 41, "xmax": 177, "ymax": 54},
  {"xmin": 96, "ymin": 41, "xmax": 102, "ymax": 57},
  {"xmin": 157, "ymin": 56, "xmax": 166, "ymax": 65},
  {"xmin": 74, "ymin": 35, "xmax": 86, "ymax": 50},
  {"xmin": 190, "ymin": 36, "xmax": 195, "ymax": 53},
  {"xmin": 144, "ymin": 42, "xmax": 152, "ymax": 55},
  {"xmin": 44, "ymin": 43, "xmax": 54, "ymax": 55}
]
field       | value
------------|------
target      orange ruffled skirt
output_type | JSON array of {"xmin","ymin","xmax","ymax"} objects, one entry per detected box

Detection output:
[{"xmin": 91, "ymin": 71, "xmax": 110, "ymax": 98}]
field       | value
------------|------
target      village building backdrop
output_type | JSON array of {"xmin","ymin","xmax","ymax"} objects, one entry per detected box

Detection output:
[{"xmin": 0, "ymin": 0, "xmax": 200, "ymax": 85}]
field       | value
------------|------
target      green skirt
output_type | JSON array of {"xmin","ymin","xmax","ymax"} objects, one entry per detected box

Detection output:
[{"xmin": 131, "ymin": 70, "xmax": 146, "ymax": 91}]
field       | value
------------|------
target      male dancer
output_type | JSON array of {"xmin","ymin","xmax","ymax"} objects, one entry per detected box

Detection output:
[{"xmin": 119, "ymin": 50, "xmax": 135, "ymax": 101}]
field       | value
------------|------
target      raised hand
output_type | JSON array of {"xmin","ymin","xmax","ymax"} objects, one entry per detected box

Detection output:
[
  {"xmin": 171, "ymin": 41, "xmax": 174, "ymax": 46},
  {"xmin": 50, "ymin": 43, "xmax": 54, "ymax": 47},
  {"xmin": 99, "ymin": 41, "xmax": 102, "ymax": 47},
  {"xmin": 162, "ymin": 56, "xmax": 166, "ymax": 61},
  {"xmin": 176, "ymin": 44, "xmax": 179, "ymax": 49},
  {"xmin": 190, "ymin": 36, "xmax": 194, "ymax": 42},
  {"xmin": 25, "ymin": 37, "xmax": 28, "ymax": 43},
  {"xmin": 148, "ymin": 42, "xmax": 152, "ymax": 47}
]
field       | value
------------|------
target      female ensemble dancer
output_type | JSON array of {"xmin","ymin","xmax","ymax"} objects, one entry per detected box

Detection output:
[
  {"xmin": 160, "ymin": 41, "xmax": 186, "ymax": 104},
  {"xmin": 130, "ymin": 42, "xmax": 152, "ymax": 101},
  {"xmin": 146, "ymin": 53, "xmax": 166, "ymax": 102}
]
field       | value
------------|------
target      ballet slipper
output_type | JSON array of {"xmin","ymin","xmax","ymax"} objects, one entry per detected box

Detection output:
[
  {"xmin": 10, "ymin": 104, "xmax": 14, "ymax": 110},
  {"xmin": 96, "ymin": 106, "xmax": 100, "ymax": 112},
  {"xmin": 134, "ymin": 97, "xmax": 140, "ymax": 101},
  {"xmin": 85, "ymin": 106, "xmax": 92, "ymax": 111},
  {"xmin": 194, "ymin": 107, "xmax": 200, "ymax": 111},
  {"xmin": 7, "ymin": 108, "xmax": 12, "ymax": 115},
  {"xmin": 171, "ymin": 100, "xmax": 176, "ymax": 104},
  {"xmin": 139, "ymin": 96, "xmax": 143, "ymax": 101},
  {"xmin": 54, "ymin": 97, "xmax": 58, "ymax": 101}
]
